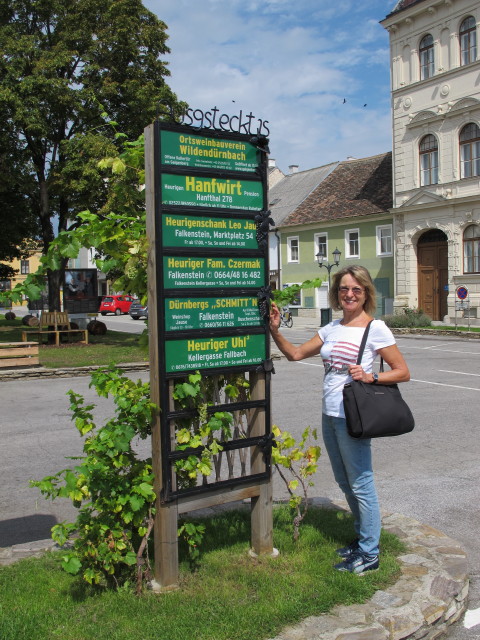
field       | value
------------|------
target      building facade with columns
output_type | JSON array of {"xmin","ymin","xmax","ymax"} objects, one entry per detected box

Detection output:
[{"xmin": 382, "ymin": 0, "xmax": 480, "ymax": 323}]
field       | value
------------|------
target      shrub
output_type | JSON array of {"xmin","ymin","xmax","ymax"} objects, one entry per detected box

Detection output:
[{"xmin": 382, "ymin": 307, "xmax": 432, "ymax": 328}]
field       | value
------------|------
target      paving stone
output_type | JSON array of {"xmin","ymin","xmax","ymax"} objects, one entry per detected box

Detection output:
[
  {"xmin": 330, "ymin": 604, "xmax": 372, "ymax": 625},
  {"xmin": 417, "ymin": 524, "xmax": 450, "ymax": 539},
  {"xmin": 424, "ymin": 626, "xmax": 448, "ymax": 640},
  {"xmin": 443, "ymin": 557, "xmax": 468, "ymax": 580},
  {"xmin": 430, "ymin": 575, "xmax": 463, "ymax": 601},
  {"xmin": 370, "ymin": 590, "xmax": 403, "ymax": 609},
  {"xmin": 434, "ymin": 546, "xmax": 466, "ymax": 556},
  {"xmin": 376, "ymin": 611, "xmax": 424, "ymax": 640},
  {"xmin": 335, "ymin": 627, "xmax": 388, "ymax": 640},
  {"xmin": 401, "ymin": 564, "xmax": 428, "ymax": 578},
  {"xmin": 421, "ymin": 603, "xmax": 446, "ymax": 625}
]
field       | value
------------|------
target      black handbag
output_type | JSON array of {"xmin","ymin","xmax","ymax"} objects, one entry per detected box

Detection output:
[{"xmin": 343, "ymin": 320, "xmax": 414, "ymax": 439}]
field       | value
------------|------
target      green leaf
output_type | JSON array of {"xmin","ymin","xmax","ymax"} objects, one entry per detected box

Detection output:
[
  {"xmin": 124, "ymin": 551, "xmax": 137, "ymax": 566},
  {"xmin": 61, "ymin": 555, "xmax": 82, "ymax": 575},
  {"xmin": 129, "ymin": 495, "xmax": 145, "ymax": 511},
  {"xmin": 111, "ymin": 158, "xmax": 126, "ymax": 174},
  {"xmin": 135, "ymin": 482, "xmax": 155, "ymax": 499}
]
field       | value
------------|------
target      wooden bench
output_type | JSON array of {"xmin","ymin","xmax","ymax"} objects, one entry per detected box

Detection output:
[
  {"xmin": 21, "ymin": 311, "xmax": 89, "ymax": 346},
  {"xmin": 0, "ymin": 342, "xmax": 40, "ymax": 368}
]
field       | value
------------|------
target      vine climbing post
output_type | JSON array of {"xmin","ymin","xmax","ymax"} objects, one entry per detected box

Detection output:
[
  {"xmin": 249, "ymin": 371, "xmax": 274, "ymax": 555},
  {"xmin": 146, "ymin": 127, "xmax": 179, "ymax": 590}
]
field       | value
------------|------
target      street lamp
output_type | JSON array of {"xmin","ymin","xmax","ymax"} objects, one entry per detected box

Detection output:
[{"xmin": 316, "ymin": 247, "xmax": 341, "ymax": 324}]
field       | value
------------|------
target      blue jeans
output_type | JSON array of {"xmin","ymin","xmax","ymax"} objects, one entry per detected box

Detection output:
[{"xmin": 322, "ymin": 413, "xmax": 381, "ymax": 556}]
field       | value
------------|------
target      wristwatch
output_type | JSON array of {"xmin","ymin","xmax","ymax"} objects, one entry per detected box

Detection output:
[{"xmin": 371, "ymin": 373, "xmax": 379, "ymax": 384}]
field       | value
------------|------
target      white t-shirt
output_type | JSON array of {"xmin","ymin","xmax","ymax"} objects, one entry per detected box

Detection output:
[{"xmin": 318, "ymin": 319, "xmax": 395, "ymax": 418}]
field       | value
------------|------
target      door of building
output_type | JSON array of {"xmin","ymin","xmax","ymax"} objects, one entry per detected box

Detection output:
[{"xmin": 417, "ymin": 229, "xmax": 448, "ymax": 321}]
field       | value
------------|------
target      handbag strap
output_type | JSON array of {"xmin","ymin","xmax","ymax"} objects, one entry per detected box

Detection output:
[{"xmin": 355, "ymin": 319, "xmax": 374, "ymax": 365}]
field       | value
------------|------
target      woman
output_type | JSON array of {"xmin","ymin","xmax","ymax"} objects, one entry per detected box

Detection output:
[{"xmin": 270, "ymin": 265, "xmax": 410, "ymax": 575}]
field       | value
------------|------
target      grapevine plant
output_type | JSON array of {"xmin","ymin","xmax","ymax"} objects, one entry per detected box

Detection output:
[
  {"xmin": 31, "ymin": 367, "xmax": 251, "ymax": 590},
  {"xmin": 18, "ymin": 133, "xmax": 322, "ymax": 590},
  {"xmin": 271, "ymin": 426, "xmax": 321, "ymax": 541}
]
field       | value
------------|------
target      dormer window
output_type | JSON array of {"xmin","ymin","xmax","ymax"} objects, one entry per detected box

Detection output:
[
  {"xmin": 460, "ymin": 16, "xmax": 477, "ymax": 66},
  {"xmin": 419, "ymin": 134, "xmax": 438, "ymax": 186},
  {"xmin": 419, "ymin": 34, "xmax": 434, "ymax": 79}
]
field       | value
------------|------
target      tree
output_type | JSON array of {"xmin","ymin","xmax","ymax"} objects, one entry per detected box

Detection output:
[
  {"xmin": 0, "ymin": 117, "xmax": 39, "ymax": 279},
  {"xmin": 0, "ymin": 0, "xmax": 184, "ymax": 308}
]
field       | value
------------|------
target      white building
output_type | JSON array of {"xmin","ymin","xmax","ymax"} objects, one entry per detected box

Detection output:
[{"xmin": 381, "ymin": 0, "xmax": 480, "ymax": 324}]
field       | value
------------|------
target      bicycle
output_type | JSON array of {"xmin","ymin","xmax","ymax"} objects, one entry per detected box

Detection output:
[{"xmin": 279, "ymin": 306, "xmax": 293, "ymax": 328}]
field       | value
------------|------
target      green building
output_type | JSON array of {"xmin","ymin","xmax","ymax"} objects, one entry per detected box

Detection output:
[{"xmin": 273, "ymin": 153, "xmax": 394, "ymax": 320}]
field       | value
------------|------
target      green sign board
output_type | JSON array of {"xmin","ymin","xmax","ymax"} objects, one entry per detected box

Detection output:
[
  {"xmin": 163, "ymin": 256, "xmax": 264, "ymax": 289},
  {"xmin": 161, "ymin": 174, "xmax": 263, "ymax": 211},
  {"xmin": 162, "ymin": 214, "xmax": 258, "ymax": 249},
  {"xmin": 160, "ymin": 130, "xmax": 260, "ymax": 172},
  {"xmin": 165, "ymin": 296, "xmax": 261, "ymax": 331},
  {"xmin": 165, "ymin": 333, "xmax": 266, "ymax": 372}
]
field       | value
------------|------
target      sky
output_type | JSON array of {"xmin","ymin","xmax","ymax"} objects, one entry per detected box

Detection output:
[{"xmin": 144, "ymin": 0, "xmax": 397, "ymax": 174}]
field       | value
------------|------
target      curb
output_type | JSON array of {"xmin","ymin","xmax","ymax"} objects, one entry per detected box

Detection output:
[
  {"xmin": 0, "ymin": 538, "xmax": 58, "ymax": 567},
  {"xmin": 0, "ymin": 361, "xmax": 149, "ymax": 381},
  {"xmin": 391, "ymin": 328, "xmax": 480, "ymax": 339},
  {"xmin": 268, "ymin": 500, "xmax": 468, "ymax": 640}
]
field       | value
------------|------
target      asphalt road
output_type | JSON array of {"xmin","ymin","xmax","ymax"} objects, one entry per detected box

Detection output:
[
  {"xmin": 99, "ymin": 312, "xmax": 147, "ymax": 334},
  {"xmin": 1, "ymin": 328, "xmax": 480, "ymax": 638}
]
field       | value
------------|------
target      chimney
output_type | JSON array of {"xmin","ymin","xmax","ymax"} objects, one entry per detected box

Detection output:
[
  {"xmin": 289, "ymin": 164, "xmax": 299, "ymax": 174},
  {"xmin": 268, "ymin": 158, "xmax": 276, "ymax": 169}
]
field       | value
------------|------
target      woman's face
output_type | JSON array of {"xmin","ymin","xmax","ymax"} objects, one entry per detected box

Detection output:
[{"xmin": 337, "ymin": 273, "xmax": 367, "ymax": 314}]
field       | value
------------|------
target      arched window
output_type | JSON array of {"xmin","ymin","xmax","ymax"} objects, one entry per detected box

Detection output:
[
  {"xmin": 419, "ymin": 34, "xmax": 434, "ymax": 79},
  {"xmin": 460, "ymin": 16, "xmax": 477, "ymax": 65},
  {"xmin": 419, "ymin": 134, "xmax": 438, "ymax": 186},
  {"xmin": 463, "ymin": 224, "xmax": 480, "ymax": 273},
  {"xmin": 460, "ymin": 123, "xmax": 480, "ymax": 178}
]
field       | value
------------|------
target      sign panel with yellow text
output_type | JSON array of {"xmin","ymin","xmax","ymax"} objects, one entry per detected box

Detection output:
[
  {"xmin": 163, "ymin": 256, "xmax": 264, "ymax": 289},
  {"xmin": 161, "ymin": 174, "xmax": 263, "ymax": 210},
  {"xmin": 165, "ymin": 334, "xmax": 266, "ymax": 372},
  {"xmin": 162, "ymin": 214, "xmax": 258, "ymax": 249},
  {"xmin": 165, "ymin": 296, "xmax": 261, "ymax": 331},
  {"xmin": 160, "ymin": 130, "xmax": 260, "ymax": 172}
]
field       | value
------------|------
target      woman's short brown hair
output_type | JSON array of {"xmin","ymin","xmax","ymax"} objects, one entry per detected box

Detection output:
[{"xmin": 329, "ymin": 265, "xmax": 377, "ymax": 315}]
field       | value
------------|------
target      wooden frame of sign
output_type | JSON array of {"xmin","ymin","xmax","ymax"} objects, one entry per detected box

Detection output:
[{"xmin": 144, "ymin": 121, "xmax": 274, "ymax": 589}]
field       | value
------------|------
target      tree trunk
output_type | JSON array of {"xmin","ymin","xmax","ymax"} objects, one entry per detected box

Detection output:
[{"xmin": 47, "ymin": 269, "xmax": 63, "ymax": 312}]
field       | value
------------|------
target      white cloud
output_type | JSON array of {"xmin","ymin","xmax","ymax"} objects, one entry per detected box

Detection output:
[{"xmin": 145, "ymin": 0, "xmax": 394, "ymax": 171}]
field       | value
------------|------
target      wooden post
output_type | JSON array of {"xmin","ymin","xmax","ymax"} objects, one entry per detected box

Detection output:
[
  {"xmin": 249, "ymin": 371, "xmax": 274, "ymax": 555},
  {"xmin": 145, "ymin": 124, "xmax": 179, "ymax": 590}
]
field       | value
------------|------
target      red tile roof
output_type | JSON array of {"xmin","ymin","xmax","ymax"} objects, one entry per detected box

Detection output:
[{"xmin": 280, "ymin": 152, "xmax": 392, "ymax": 227}]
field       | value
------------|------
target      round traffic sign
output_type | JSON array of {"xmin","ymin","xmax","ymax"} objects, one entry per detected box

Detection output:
[{"xmin": 456, "ymin": 286, "xmax": 468, "ymax": 300}]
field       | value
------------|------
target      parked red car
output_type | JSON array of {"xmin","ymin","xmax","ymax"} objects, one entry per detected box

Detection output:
[{"xmin": 99, "ymin": 295, "xmax": 135, "ymax": 316}]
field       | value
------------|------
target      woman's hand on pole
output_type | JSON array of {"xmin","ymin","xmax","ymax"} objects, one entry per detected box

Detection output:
[{"xmin": 270, "ymin": 302, "xmax": 281, "ymax": 332}]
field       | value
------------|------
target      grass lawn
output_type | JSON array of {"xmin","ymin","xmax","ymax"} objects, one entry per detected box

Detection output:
[
  {"xmin": 0, "ymin": 315, "xmax": 148, "ymax": 368},
  {"xmin": 0, "ymin": 506, "xmax": 405, "ymax": 640}
]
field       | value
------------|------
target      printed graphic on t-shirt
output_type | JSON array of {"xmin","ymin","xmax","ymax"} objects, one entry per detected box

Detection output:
[{"xmin": 323, "ymin": 341, "xmax": 359, "ymax": 376}]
